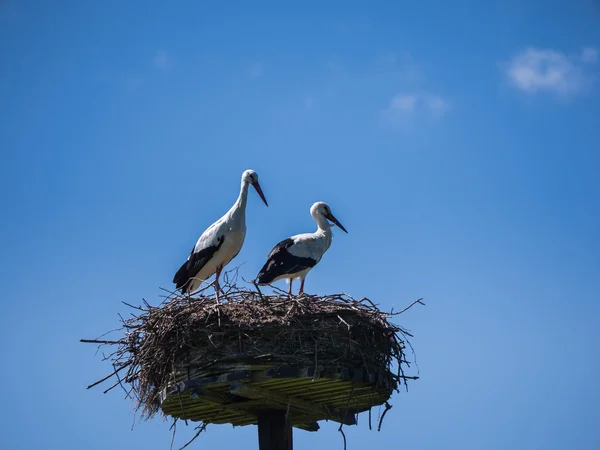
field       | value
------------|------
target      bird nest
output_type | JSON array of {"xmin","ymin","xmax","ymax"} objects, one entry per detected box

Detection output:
[{"xmin": 82, "ymin": 279, "xmax": 422, "ymax": 434}]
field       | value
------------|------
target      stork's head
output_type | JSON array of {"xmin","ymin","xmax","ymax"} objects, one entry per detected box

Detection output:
[
  {"xmin": 310, "ymin": 202, "xmax": 348, "ymax": 233},
  {"xmin": 242, "ymin": 169, "xmax": 268, "ymax": 206}
]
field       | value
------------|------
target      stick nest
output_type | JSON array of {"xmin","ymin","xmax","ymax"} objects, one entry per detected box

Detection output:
[{"xmin": 83, "ymin": 281, "xmax": 421, "ymax": 421}]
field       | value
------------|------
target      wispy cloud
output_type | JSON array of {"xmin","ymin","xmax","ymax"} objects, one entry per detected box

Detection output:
[
  {"xmin": 153, "ymin": 50, "xmax": 169, "ymax": 69},
  {"xmin": 581, "ymin": 47, "xmax": 598, "ymax": 64},
  {"xmin": 504, "ymin": 47, "xmax": 596, "ymax": 97},
  {"xmin": 390, "ymin": 94, "xmax": 418, "ymax": 111},
  {"xmin": 372, "ymin": 53, "xmax": 451, "ymax": 130},
  {"xmin": 424, "ymin": 94, "xmax": 450, "ymax": 115},
  {"xmin": 278, "ymin": 52, "xmax": 448, "ymax": 129},
  {"xmin": 247, "ymin": 62, "xmax": 263, "ymax": 78},
  {"xmin": 387, "ymin": 92, "xmax": 450, "ymax": 115},
  {"xmin": 383, "ymin": 92, "xmax": 450, "ymax": 129}
]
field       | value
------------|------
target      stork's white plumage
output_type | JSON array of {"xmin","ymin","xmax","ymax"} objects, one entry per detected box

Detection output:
[
  {"xmin": 256, "ymin": 202, "xmax": 347, "ymax": 295},
  {"xmin": 173, "ymin": 169, "xmax": 268, "ymax": 296}
]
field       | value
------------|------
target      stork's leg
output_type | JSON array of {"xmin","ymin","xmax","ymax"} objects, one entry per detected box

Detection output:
[
  {"xmin": 299, "ymin": 278, "xmax": 305, "ymax": 296},
  {"xmin": 215, "ymin": 266, "xmax": 223, "ymax": 302},
  {"xmin": 288, "ymin": 278, "xmax": 293, "ymax": 297}
]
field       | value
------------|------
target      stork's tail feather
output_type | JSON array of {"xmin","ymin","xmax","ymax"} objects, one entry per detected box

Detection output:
[
  {"xmin": 255, "ymin": 265, "xmax": 275, "ymax": 285},
  {"xmin": 173, "ymin": 262, "xmax": 191, "ymax": 292}
]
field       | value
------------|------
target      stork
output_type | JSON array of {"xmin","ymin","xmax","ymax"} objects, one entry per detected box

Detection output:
[
  {"xmin": 173, "ymin": 169, "xmax": 268, "ymax": 297},
  {"xmin": 256, "ymin": 202, "xmax": 347, "ymax": 296}
]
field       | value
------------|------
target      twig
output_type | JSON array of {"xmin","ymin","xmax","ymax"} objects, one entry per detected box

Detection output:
[
  {"xmin": 179, "ymin": 423, "xmax": 207, "ymax": 450},
  {"xmin": 252, "ymin": 280, "xmax": 265, "ymax": 302},
  {"xmin": 377, "ymin": 402, "xmax": 392, "ymax": 432},
  {"xmin": 170, "ymin": 419, "xmax": 177, "ymax": 450},
  {"xmin": 80, "ymin": 339, "xmax": 121, "ymax": 345},
  {"xmin": 95, "ymin": 327, "xmax": 124, "ymax": 339},
  {"xmin": 85, "ymin": 362, "xmax": 131, "ymax": 389},
  {"xmin": 122, "ymin": 301, "xmax": 146, "ymax": 311},
  {"xmin": 338, "ymin": 387, "xmax": 354, "ymax": 450},
  {"xmin": 159, "ymin": 286, "xmax": 181, "ymax": 299},
  {"xmin": 130, "ymin": 409, "xmax": 136, "ymax": 431},
  {"xmin": 114, "ymin": 363, "xmax": 132, "ymax": 399},
  {"xmin": 103, "ymin": 378, "xmax": 124, "ymax": 394},
  {"xmin": 396, "ymin": 298, "xmax": 425, "ymax": 315},
  {"xmin": 173, "ymin": 360, "xmax": 188, "ymax": 426},
  {"xmin": 313, "ymin": 340, "xmax": 318, "ymax": 382},
  {"xmin": 337, "ymin": 314, "xmax": 351, "ymax": 330},
  {"xmin": 339, "ymin": 426, "xmax": 347, "ymax": 450}
]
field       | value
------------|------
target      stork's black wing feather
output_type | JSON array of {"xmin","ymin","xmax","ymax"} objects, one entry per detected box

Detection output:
[
  {"xmin": 256, "ymin": 238, "xmax": 317, "ymax": 284},
  {"xmin": 173, "ymin": 236, "xmax": 225, "ymax": 292}
]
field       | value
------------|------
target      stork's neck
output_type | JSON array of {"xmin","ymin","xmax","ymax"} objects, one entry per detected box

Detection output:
[
  {"xmin": 314, "ymin": 215, "xmax": 334, "ymax": 253},
  {"xmin": 314, "ymin": 215, "xmax": 332, "ymax": 233},
  {"xmin": 230, "ymin": 181, "xmax": 250, "ymax": 219}
]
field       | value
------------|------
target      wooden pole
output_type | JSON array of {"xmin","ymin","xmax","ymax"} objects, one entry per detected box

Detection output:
[{"xmin": 257, "ymin": 410, "xmax": 293, "ymax": 450}]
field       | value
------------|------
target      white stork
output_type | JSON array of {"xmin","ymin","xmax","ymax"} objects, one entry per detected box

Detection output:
[
  {"xmin": 173, "ymin": 169, "xmax": 268, "ymax": 297},
  {"xmin": 256, "ymin": 201, "xmax": 347, "ymax": 295}
]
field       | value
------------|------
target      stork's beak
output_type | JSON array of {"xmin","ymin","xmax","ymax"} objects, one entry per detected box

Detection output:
[
  {"xmin": 252, "ymin": 181, "xmax": 269, "ymax": 207},
  {"xmin": 325, "ymin": 212, "xmax": 348, "ymax": 233}
]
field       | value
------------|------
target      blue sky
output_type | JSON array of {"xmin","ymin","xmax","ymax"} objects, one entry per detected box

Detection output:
[{"xmin": 1, "ymin": 1, "xmax": 600, "ymax": 449}]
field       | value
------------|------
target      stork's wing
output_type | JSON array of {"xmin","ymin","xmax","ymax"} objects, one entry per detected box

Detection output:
[
  {"xmin": 267, "ymin": 237, "xmax": 294, "ymax": 258},
  {"xmin": 256, "ymin": 237, "xmax": 317, "ymax": 284},
  {"xmin": 173, "ymin": 235, "xmax": 225, "ymax": 291}
]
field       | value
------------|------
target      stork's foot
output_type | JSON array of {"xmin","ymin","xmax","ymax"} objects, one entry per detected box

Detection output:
[
  {"xmin": 298, "ymin": 279, "xmax": 305, "ymax": 296},
  {"xmin": 214, "ymin": 266, "xmax": 223, "ymax": 304}
]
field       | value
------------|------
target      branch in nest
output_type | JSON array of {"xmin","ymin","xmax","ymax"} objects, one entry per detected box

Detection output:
[
  {"xmin": 85, "ymin": 362, "xmax": 131, "ymax": 390},
  {"xmin": 179, "ymin": 423, "xmax": 207, "ymax": 450},
  {"xmin": 395, "ymin": 298, "xmax": 425, "ymax": 315},
  {"xmin": 378, "ymin": 402, "xmax": 393, "ymax": 432}
]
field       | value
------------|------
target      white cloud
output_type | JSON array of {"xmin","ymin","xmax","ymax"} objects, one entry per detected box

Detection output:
[
  {"xmin": 384, "ymin": 92, "xmax": 450, "ymax": 128},
  {"xmin": 247, "ymin": 62, "xmax": 263, "ymax": 78},
  {"xmin": 504, "ymin": 47, "xmax": 593, "ymax": 96},
  {"xmin": 424, "ymin": 94, "xmax": 450, "ymax": 115},
  {"xmin": 299, "ymin": 53, "xmax": 448, "ymax": 128},
  {"xmin": 388, "ymin": 92, "xmax": 449, "ymax": 115},
  {"xmin": 390, "ymin": 94, "xmax": 417, "ymax": 111},
  {"xmin": 581, "ymin": 47, "xmax": 598, "ymax": 64},
  {"xmin": 153, "ymin": 50, "xmax": 169, "ymax": 69}
]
